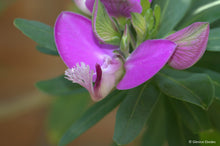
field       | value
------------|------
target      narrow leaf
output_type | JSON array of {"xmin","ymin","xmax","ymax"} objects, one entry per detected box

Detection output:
[
  {"xmin": 152, "ymin": 0, "xmax": 191, "ymax": 38},
  {"xmin": 155, "ymin": 68, "xmax": 215, "ymax": 109},
  {"xmin": 113, "ymin": 84, "xmax": 160, "ymax": 145},
  {"xmin": 141, "ymin": 95, "xmax": 166, "ymax": 146},
  {"xmin": 195, "ymin": 51, "xmax": 220, "ymax": 73},
  {"xmin": 14, "ymin": 18, "xmax": 58, "ymax": 53},
  {"xmin": 59, "ymin": 90, "xmax": 126, "ymax": 146},
  {"xmin": 170, "ymin": 98, "xmax": 212, "ymax": 133},
  {"xmin": 164, "ymin": 96, "xmax": 200, "ymax": 146},
  {"xmin": 92, "ymin": 0, "xmax": 121, "ymax": 45},
  {"xmin": 36, "ymin": 75, "xmax": 86, "ymax": 96},
  {"xmin": 208, "ymin": 100, "xmax": 220, "ymax": 131},
  {"xmin": 131, "ymin": 13, "xmax": 147, "ymax": 46},
  {"xmin": 36, "ymin": 45, "xmax": 59, "ymax": 56},
  {"xmin": 207, "ymin": 28, "xmax": 220, "ymax": 52},
  {"xmin": 177, "ymin": 0, "xmax": 220, "ymax": 29},
  {"xmin": 189, "ymin": 67, "xmax": 220, "ymax": 100},
  {"xmin": 141, "ymin": 0, "xmax": 150, "ymax": 15}
]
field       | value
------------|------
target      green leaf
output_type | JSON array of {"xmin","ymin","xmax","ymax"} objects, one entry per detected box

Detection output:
[
  {"xmin": 59, "ymin": 90, "xmax": 126, "ymax": 146},
  {"xmin": 155, "ymin": 68, "xmax": 215, "ymax": 109},
  {"xmin": 211, "ymin": 19, "xmax": 220, "ymax": 28},
  {"xmin": 170, "ymin": 98, "xmax": 212, "ymax": 133},
  {"xmin": 120, "ymin": 25, "xmax": 130, "ymax": 57},
  {"xmin": 153, "ymin": 5, "xmax": 161, "ymax": 30},
  {"xmin": 189, "ymin": 67, "xmax": 220, "ymax": 100},
  {"xmin": 164, "ymin": 96, "xmax": 200, "ymax": 146},
  {"xmin": 92, "ymin": 0, "xmax": 121, "ymax": 45},
  {"xmin": 141, "ymin": 95, "xmax": 166, "ymax": 146},
  {"xmin": 196, "ymin": 51, "xmax": 220, "ymax": 72},
  {"xmin": 200, "ymin": 130, "xmax": 220, "ymax": 146},
  {"xmin": 208, "ymin": 100, "xmax": 220, "ymax": 131},
  {"xmin": 141, "ymin": 0, "xmax": 150, "ymax": 15},
  {"xmin": 14, "ymin": 18, "xmax": 58, "ymax": 54},
  {"xmin": 207, "ymin": 28, "xmax": 220, "ymax": 52},
  {"xmin": 47, "ymin": 93, "xmax": 90, "ymax": 144},
  {"xmin": 152, "ymin": 0, "xmax": 191, "ymax": 38},
  {"xmin": 144, "ymin": 9, "xmax": 154, "ymax": 34},
  {"xmin": 36, "ymin": 45, "xmax": 59, "ymax": 56},
  {"xmin": 177, "ymin": 0, "xmax": 220, "ymax": 29},
  {"xmin": 113, "ymin": 84, "xmax": 160, "ymax": 145},
  {"xmin": 131, "ymin": 13, "xmax": 147, "ymax": 46},
  {"xmin": 36, "ymin": 75, "xmax": 86, "ymax": 96}
]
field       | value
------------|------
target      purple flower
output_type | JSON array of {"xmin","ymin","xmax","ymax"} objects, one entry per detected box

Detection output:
[
  {"xmin": 166, "ymin": 22, "xmax": 209, "ymax": 70},
  {"xmin": 54, "ymin": 12, "xmax": 176, "ymax": 101},
  {"xmin": 73, "ymin": 0, "xmax": 142, "ymax": 17}
]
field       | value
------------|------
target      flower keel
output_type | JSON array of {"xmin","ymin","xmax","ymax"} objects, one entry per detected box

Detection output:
[{"xmin": 65, "ymin": 56, "xmax": 124, "ymax": 101}]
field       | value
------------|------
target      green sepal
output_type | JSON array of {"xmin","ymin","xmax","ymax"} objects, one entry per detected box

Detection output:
[
  {"xmin": 92, "ymin": 0, "xmax": 121, "ymax": 45},
  {"xmin": 141, "ymin": 0, "xmax": 150, "ymax": 15},
  {"xmin": 131, "ymin": 13, "xmax": 147, "ymax": 47},
  {"xmin": 120, "ymin": 24, "xmax": 130, "ymax": 57},
  {"xmin": 144, "ymin": 8, "xmax": 154, "ymax": 39}
]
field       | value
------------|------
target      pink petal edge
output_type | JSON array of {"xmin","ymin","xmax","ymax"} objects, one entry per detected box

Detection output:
[{"xmin": 117, "ymin": 39, "xmax": 177, "ymax": 90}]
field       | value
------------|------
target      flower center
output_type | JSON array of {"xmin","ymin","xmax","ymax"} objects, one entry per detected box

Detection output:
[{"xmin": 65, "ymin": 55, "xmax": 124, "ymax": 101}]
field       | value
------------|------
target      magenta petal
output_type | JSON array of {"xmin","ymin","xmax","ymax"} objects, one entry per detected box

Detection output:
[
  {"xmin": 86, "ymin": 0, "xmax": 142, "ymax": 17},
  {"xmin": 166, "ymin": 22, "xmax": 209, "ymax": 70},
  {"xmin": 117, "ymin": 40, "xmax": 177, "ymax": 90},
  {"xmin": 54, "ymin": 11, "xmax": 116, "ymax": 71}
]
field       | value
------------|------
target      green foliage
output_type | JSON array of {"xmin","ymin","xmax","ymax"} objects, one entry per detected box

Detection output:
[
  {"xmin": 170, "ymin": 98, "xmax": 212, "ymax": 133},
  {"xmin": 92, "ymin": 0, "xmax": 121, "ymax": 45},
  {"xmin": 152, "ymin": 0, "xmax": 191, "ymax": 38},
  {"xmin": 144, "ymin": 8, "xmax": 154, "ymax": 38},
  {"xmin": 131, "ymin": 13, "xmax": 147, "ymax": 46},
  {"xmin": 36, "ymin": 75, "xmax": 86, "ymax": 96},
  {"xmin": 164, "ymin": 96, "xmax": 200, "ymax": 146},
  {"xmin": 207, "ymin": 28, "xmax": 220, "ymax": 52},
  {"xmin": 208, "ymin": 100, "xmax": 220, "ymax": 131},
  {"xmin": 196, "ymin": 51, "xmax": 220, "ymax": 72},
  {"xmin": 59, "ymin": 90, "xmax": 126, "ymax": 146},
  {"xmin": 14, "ymin": 18, "xmax": 58, "ymax": 55},
  {"xmin": 36, "ymin": 45, "xmax": 58, "ymax": 56},
  {"xmin": 120, "ymin": 25, "xmax": 130, "ymax": 57},
  {"xmin": 155, "ymin": 68, "xmax": 215, "ymax": 109},
  {"xmin": 200, "ymin": 130, "xmax": 220, "ymax": 146},
  {"xmin": 141, "ymin": 96, "xmax": 166, "ymax": 146},
  {"xmin": 47, "ymin": 93, "xmax": 90, "ymax": 144},
  {"xmin": 189, "ymin": 67, "xmax": 220, "ymax": 100},
  {"xmin": 140, "ymin": 0, "xmax": 150, "ymax": 15},
  {"xmin": 177, "ymin": 0, "xmax": 220, "ymax": 29},
  {"xmin": 113, "ymin": 83, "xmax": 160, "ymax": 145},
  {"xmin": 153, "ymin": 4, "xmax": 161, "ymax": 30}
]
